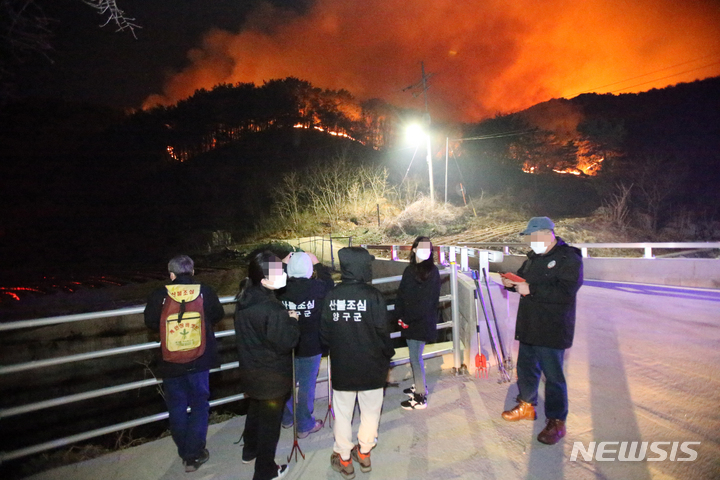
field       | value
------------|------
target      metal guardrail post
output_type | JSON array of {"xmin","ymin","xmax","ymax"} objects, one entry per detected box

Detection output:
[
  {"xmin": 478, "ymin": 249, "xmax": 490, "ymax": 276},
  {"xmin": 0, "ymin": 270, "xmax": 453, "ymax": 462},
  {"xmin": 449, "ymin": 262, "xmax": 462, "ymax": 372},
  {"xmin": 7, "ymin": 241, "xmax": 714, "ymax": 462}
]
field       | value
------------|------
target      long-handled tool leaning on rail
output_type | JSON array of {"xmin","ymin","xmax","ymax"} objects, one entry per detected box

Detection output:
[
  {"xmin": 472, "ymin": 279, "xmax": 489, "ymax": 379},
  {"xmin": 472, "ymin": 270, "xmax": 511, "ymax": 383},
  {"xmin": 482, "ymin": 268, "xmax": 514, "ymax": 377}
]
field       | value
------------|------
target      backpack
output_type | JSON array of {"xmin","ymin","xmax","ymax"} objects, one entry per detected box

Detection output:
[{"xmin": 159, "ymin": 284, "xmax": 206, "ymax": 363}]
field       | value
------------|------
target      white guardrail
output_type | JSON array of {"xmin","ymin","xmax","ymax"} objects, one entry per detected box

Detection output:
[
  {"xmin": 0, "ymin": 266, "xmax": 460, "ymax": 464},
  {"xmin": 455, "ymin": 241, "xmax": 720, "ymax": 260},
  {"xmin": 4, "ymin": 241, "xmax": 716, "ymax": 463}
]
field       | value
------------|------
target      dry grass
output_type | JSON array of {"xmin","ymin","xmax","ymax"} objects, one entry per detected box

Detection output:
[{"xmin": 383, "ymin": 197, "xmax": 468, "ymax": 238}]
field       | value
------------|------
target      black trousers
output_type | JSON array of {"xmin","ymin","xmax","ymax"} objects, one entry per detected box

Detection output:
[{"xmin": 243, "ymin": 394, "xmax": 289, "ymax": 480}]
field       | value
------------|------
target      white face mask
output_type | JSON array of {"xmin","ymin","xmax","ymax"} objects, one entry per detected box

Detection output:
[
  {"xmin": 530, "ymin": 242, "xmax": 548, "ymax": 255},
  {"xmin": 263, "ymin": 272, "xmax": 287, "ymax": 290},
  {"xmin": 415, "ymin": 248, "xmax": 431, "ymax": 262}
]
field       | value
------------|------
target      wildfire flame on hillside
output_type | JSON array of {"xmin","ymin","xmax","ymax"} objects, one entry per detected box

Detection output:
[
  {"xmin": 293, "ymin": 123, "xmax": 360, "ymax": 142},
  {"xmin": 521, "ymin": 151, "xmax": 605, "ymax": 176},
  {"xmin": 143, "ymin": 0, "xmax": 720, "ymax": 122},
  {"xmin": 553, "ymin": 168, "xmax": 582, "ymax": 175}
]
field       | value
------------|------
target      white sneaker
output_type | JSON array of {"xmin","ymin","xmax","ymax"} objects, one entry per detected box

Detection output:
[
  {"xmin": 273, "ymin": 464, "xmax": 290, "ymax": 479},
  {"xmin": 402, "ymin": 384, "xmax": 428, "ymax": 397},
  {"xmin": 401, "ymin": 393, "xmax": 427, "ymax": 410}
]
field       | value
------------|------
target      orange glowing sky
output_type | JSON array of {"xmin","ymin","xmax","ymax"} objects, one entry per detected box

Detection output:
[{"xmin": 144, "ymin": 0, "xmax": 720, "ymax": 122}]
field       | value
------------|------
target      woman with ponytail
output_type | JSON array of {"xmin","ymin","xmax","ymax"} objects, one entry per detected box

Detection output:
[
  {"xmin": 395, "ymin": 236, "xmax": 441, "ymax": 410},
  {"xmin": 234, "ymin": 251, "xmax": 300, "ymax": 480}
]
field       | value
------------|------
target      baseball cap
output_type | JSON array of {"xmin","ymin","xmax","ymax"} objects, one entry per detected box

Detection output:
[{"xmin": 520, "ymin": 216, "xmax": 555, "ymax": 235}]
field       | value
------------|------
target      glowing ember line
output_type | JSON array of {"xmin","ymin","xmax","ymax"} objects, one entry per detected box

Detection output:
[
  {"xmin": 293, "ymin": 124, "xmax": 362, "ymax": 143},
  {"xmin": 0, "ymin": 291, "xmax": 21, "ymax": 301},
  {"xmin": 552, "ymin": 168, "xmax": 582, "ymax": 175},
  {"xmin": 0, "ymin": 286, "xmax": 45, "ymax": 293}
]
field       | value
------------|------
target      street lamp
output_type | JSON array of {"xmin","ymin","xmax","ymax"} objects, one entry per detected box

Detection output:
[{"xmin": 406, "ymin": 124, "xmax": 435, "ymax": 206}]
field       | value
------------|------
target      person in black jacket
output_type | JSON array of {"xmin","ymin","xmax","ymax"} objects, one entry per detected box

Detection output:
[
  {"xmin": 144, "ymin": 255, "xmax": 225, "ymax": 473},
  {"xmin": 277, "ymin": 252, "xmax": 334, "ymax": 437},
  {"xmin": 395, "ymin": 236, "xmax": 441, "ymax": 410},
  {"xmin": 320, "ymin": 247, "xmax": 394, "ymax": 479},
  {"xmin": 235, "ymin": 251, "xmax": 300, "ymax": 480},
  {"xmin": 500, "ymin": 217, "xmax": 583, "ymax": 446}
]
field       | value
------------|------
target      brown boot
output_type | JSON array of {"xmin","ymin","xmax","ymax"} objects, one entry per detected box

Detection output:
[
  {"xmin": 331, "ymin": 452, "xmax": 355, "ymax": 480},
  {"xmin": 537, "ymin": 418, "xmax": 566, "ymax": 445},
  {"xmin": 351, "ymin": 445, "xmax": 371, "ymax": 473},
  {"xmin": 501, "ymin": 400, "xmax": 537, "ymax": 421}
]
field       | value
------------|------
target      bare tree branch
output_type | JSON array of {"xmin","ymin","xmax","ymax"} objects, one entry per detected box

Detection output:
[
  {"xmin": 1, "ymin": 0, "xmax": 53, "ymax": 59},
  {"xmin": 81, "ymin": 0, "xmax": 141, "ymax": 38},
  {"xmin": 603, "ymin": 182, "xmax": 633, "ymax": 231}
]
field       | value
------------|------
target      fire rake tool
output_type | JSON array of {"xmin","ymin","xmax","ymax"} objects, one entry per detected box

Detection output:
[
  {"xmin": 472, "ymin": 276, "xmax": 489, "ymax": 379},
  {"xmin": 472, "ymin": 270, "xmax": 511, "ymax": 383},
  {"xmin": 482, "ymin": 268, "xmax": 514, "ymax": 376}
]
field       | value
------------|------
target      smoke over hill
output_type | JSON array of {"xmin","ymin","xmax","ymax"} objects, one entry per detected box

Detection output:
[{"xmin": 144, "ymin": 0, "xmax": 720, "ymax": 121}]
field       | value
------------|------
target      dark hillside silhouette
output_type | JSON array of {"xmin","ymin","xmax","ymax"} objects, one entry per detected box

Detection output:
[
  {"xmin": 0, "ymin": 84, "xmax": 384, "ymax": 274},
  {"xmin": 458, "ymin": 76, "xmax": 720, "ymax": 227},
  {"xmin": 2, "ymin": 77, "xmax": 718, "ymax": 276}
]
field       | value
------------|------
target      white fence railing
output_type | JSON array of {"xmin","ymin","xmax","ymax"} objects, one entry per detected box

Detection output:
[
  {"xmin": 0, "ymin": 266, "xmax": 459, "ymax": 464},
  {"xmin": 6, "ymin": 241, "xmax": 715, "ymax": 464},
  {"xmin": 454, "ymin": 241, "xmax": 720, "ymax": 260},
  {"xmin": 569, "ymin": 242, "xmax": 720, "ymax": 259}
]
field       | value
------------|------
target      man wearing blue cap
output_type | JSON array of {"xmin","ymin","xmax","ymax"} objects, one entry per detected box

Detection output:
[{"xmin": 500, "ymin": 217, "xmax": 583, "ymax": 445}]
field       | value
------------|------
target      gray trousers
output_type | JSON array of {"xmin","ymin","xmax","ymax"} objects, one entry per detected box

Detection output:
[{"xmin": 407, "ymin": 339, "xmax": 426, "ymax": 395}]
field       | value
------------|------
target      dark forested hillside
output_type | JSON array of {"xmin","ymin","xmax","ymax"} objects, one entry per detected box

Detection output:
[
  {"xmin": 457, "ymin": 77, "xmax": 720, "ymax": 228},
  {"xmin": 0, "ymin": 80, "xmax": 388, "ymax": 274},
  {"xmin": 2, "ymin": 76, "xmax": 718, "ymax": 276}
]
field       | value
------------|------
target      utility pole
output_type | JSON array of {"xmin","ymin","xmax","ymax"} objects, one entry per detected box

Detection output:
[
  {"xmin": 445, "ymin": 137, "xmax": 449, "ymax": 203},
  {"xmin": 420, "ymin": 61, "xmax": 434, "ymax": 206},
  {"xmin": 404, "ymin": 61, "xmax": 435, "ymax": 206}
]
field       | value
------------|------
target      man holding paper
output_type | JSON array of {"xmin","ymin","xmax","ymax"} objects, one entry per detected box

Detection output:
[{"xmin": 500, "ymin": 216, "xmax": 583, "ymax": 445}]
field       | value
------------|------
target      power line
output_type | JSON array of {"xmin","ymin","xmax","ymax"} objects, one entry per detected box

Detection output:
[
  {"xmin": 608, "ymin": 61, "xmax": 720, "ymax": 93},
  {"xmin": 401, "ymin": 144, "xmax": 420, "ymax": 184},
  {"xmin": 566, "ymin": 53, "xmax": 720, "ymax": 97},
  {"xmin": 452, "ymin": 129, "xmax": 535, "ymax": 142}
]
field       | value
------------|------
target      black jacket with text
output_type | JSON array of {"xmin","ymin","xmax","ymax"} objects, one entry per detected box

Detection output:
[
  {"xmin": 395, "ymin": 263, "xmax": 442, "ymax": 343},
  {"xmin": 513, "ymin": 238, "xmax": 583, "ymax": 350},
  {"xmin": 234, "ymin": 284, "xmax": 300, "ymax": 400},
  {"xmin": 277, "ymin": 264, "xmax": 334, "ymax": 357},
  {"xmin": 320, "ymin": 247, "xmax": 394, "ymax": 391}
]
